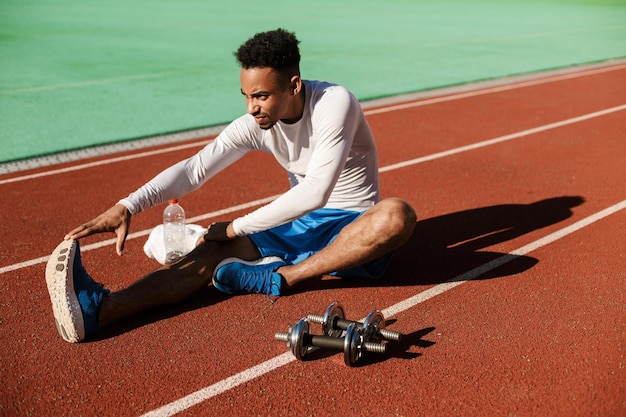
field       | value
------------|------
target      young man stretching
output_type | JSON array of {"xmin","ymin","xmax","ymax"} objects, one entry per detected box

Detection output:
[{"xmin": 46, "ymin": 28, "xmax": 417, "ymax": 343}]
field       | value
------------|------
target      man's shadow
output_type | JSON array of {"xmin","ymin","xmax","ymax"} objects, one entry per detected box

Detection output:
[
  {"xmin": 306, "ymin": 195, "xmax": 585, "ymax": 290},
  {"xmin": 92, "ymin": 195, "xmax": 584, "ymax": 342}
]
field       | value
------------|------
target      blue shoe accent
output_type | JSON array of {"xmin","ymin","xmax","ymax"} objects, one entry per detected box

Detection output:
[
  {"xmin": 212, "ymin": 257, "xmax": 286, "ymax": 297},
  {"xmin": 45, "ymin": 239, "xmax": 109, "ymax": 342}
]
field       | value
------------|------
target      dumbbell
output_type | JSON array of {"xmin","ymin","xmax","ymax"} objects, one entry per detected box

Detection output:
[
  {"xmin": 307, "ymin": 302, "xmax": 402, "ymax": 341},
  {"xmin": 275, "ymin": 318, "xmax": 386, "ymax": 366}
]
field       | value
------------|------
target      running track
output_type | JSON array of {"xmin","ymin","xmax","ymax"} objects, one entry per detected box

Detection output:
[{"xmin": 1, "ymin": 61, "xmax": 625, "ymax": 416}]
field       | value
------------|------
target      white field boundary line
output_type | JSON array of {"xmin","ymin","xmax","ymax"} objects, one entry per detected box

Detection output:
[
  {"xmin": 140, "ymin": 198, "xmax": 626, "ymax": 417},
  {"xmin": 2, "ymin": 62, "xmax": 625, "ymax": 186},
  {"xmin": 1, "ymin": 103, "xmax": 625, "ymax": 276},
  {"xmin": 0, "ymin": 140, "xmax": 212, "ymax": 186},
  {"xmin": 364, "ymin": 62, "xmax": 626, "ymax": 116}
]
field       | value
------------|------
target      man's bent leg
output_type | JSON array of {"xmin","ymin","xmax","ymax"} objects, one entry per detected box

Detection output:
[{"xmin": 278, "ymin": 198, "xmax": 416, "ymax": 290}]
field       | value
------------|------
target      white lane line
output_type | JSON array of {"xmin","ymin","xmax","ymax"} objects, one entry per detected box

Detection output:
[
  {"xmin": 1, "ymin": 104, "xmax": 625, "ymax": 275},
  {"xmin": 2, "ymin": 62, "xmax": 625, "ymax": 184},
  {"xmin": 141, "ymin": 198, "xmax": 626, "ymax": 417},
  {"xmin": 379, "ymin": 104, "xmax": 626, "ymax": 173},
  {"xmin": 140, "ymin": 353, "xmax": 297, "ymax": 417},
  {"xmin": 0, "ymin": 196, "xmax": 278, "ymax": 275}
]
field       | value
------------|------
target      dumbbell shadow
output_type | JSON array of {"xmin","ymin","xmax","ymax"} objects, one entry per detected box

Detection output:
[
  {"xmin": 380, "ymin": 325, "xmax": 437, "ymax": 361},
  {"xmin": 340, "ymin": 323, "xmax": 437, "ymax": 367}
]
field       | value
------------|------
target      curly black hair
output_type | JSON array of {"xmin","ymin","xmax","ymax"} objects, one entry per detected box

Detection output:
[{"xmin": 235, "ymin": 28, "xmax": 301, "ymax": 73}]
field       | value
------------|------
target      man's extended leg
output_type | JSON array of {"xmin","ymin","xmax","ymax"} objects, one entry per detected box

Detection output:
[
  {"xmin": 98, "ymin": 237, "xmax": 261, "ymax": 325},
  {"xmin": 278, "ymin": 198, "xmax": 416, "ymax": 290},
  {"xmin": 46, "ymin": 235, "xmax": 261, "ymax": 342}
]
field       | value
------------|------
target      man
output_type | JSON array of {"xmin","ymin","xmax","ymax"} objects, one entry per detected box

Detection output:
[{"xmin": 45, "ymin": 29, "xmax": 417, "ymax": 343}]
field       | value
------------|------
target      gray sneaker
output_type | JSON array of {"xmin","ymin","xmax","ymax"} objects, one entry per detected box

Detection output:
[{"xmin": 45, "ymin": 239, "xmax": 109, "ymax": 342}]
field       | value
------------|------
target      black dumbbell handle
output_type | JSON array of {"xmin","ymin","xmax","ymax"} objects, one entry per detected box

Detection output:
[
  {"xmin": 304, "ymin": 333, "xmax": 344, "ymax": 350},
  {"xmin": 334, "ymin": 317, "xmax": 363, "ymax": 331}
]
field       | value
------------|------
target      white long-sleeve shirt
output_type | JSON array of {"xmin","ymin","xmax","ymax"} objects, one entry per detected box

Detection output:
[{"xmin": 118, "ymin": 80, "xmax": 380, "ymax": 236}]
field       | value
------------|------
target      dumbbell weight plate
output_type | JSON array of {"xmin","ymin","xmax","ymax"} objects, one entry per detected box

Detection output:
[
  {"xmin": 322, "ymin": 302, "xmax": 345, "ymax": 338},
  {"xmin": 343, "ymin": 323, "xmax": 363, "ymax": 366},
  {"xmin": 288, "ymin": 318, "xmax": 311, "ymax": 360},
  {"xmin": 361, "ymin": 310, "xmax": 385, "ymax": 340}
]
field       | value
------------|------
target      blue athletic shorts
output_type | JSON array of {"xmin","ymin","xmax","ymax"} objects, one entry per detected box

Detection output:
[{"xmin": 248, "ymin": 208, "xmax": 393, "ymax": 279}]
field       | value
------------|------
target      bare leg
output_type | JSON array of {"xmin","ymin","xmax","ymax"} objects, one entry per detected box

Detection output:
[
  {"xmin": 98, "ymin": 236, "xmax": 260, "ymax": 326},
  {"xmin": 278, "ymin": 198, "xmax": 416, "ymax": 290}
]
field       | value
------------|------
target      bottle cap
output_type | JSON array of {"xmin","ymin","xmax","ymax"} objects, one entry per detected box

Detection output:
[{"xmin": 168, "ymin": 199, "xmax": 179, "ymax": 204}]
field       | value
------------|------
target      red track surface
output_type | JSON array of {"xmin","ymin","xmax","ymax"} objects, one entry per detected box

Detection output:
[{"xmin": 1, "ymin": 62, "xmax": 625, "ymax": 417}]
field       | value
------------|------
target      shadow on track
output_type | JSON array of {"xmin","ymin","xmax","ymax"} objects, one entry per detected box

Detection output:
[
  {"xmin": 388, "ymin": 195, "xmax": 585, "ymax": 284},
  {"xmin": 90, "ymin": 286, "xmax": 231, "ymax": 343},
  {"xmin": 354, "ymin": 326, "xmax": 438, "ymax": 367}
]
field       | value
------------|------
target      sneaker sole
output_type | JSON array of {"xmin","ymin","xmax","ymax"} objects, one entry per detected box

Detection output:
[{"xmin": 45, "ymin": 239, "xmax": 85, "ymax": 343}]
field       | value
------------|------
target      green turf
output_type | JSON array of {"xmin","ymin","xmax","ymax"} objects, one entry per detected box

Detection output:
[{"xmin": 1, "ymin": 0, "xmax": 625, "ymax": 163}]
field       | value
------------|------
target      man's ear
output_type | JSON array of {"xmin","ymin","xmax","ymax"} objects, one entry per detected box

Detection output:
[{"xmin": 290, "ymin": 75, "xmax": 302, "ymax": 95}]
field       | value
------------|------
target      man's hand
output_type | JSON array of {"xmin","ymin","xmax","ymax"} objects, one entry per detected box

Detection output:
[
  {"xmin": 197, "ymin": 221, "xmax": 236, "ymax": 245},
  {"xmin": 64, "ymin": 204, "xmax": 132, "ymax": 256}
]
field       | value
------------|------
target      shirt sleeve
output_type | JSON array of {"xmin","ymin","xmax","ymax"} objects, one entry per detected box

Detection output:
[
  {"xmin": 118, "ymin": 117, "xmax": 255, "ymax": 214},
  {"xmin": 232, "ymin": 87, "xmax": 362, "ymax": 236}
]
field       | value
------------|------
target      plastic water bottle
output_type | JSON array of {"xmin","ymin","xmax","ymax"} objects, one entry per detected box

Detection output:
[{"xmin": 163, "ymin": 199, "xmax": 186, "ymax": 264}]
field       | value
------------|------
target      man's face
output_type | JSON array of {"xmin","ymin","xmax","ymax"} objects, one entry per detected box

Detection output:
[{"xmin": 240, "ymin": 67, "xmax": 294, "ymax": 130}]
